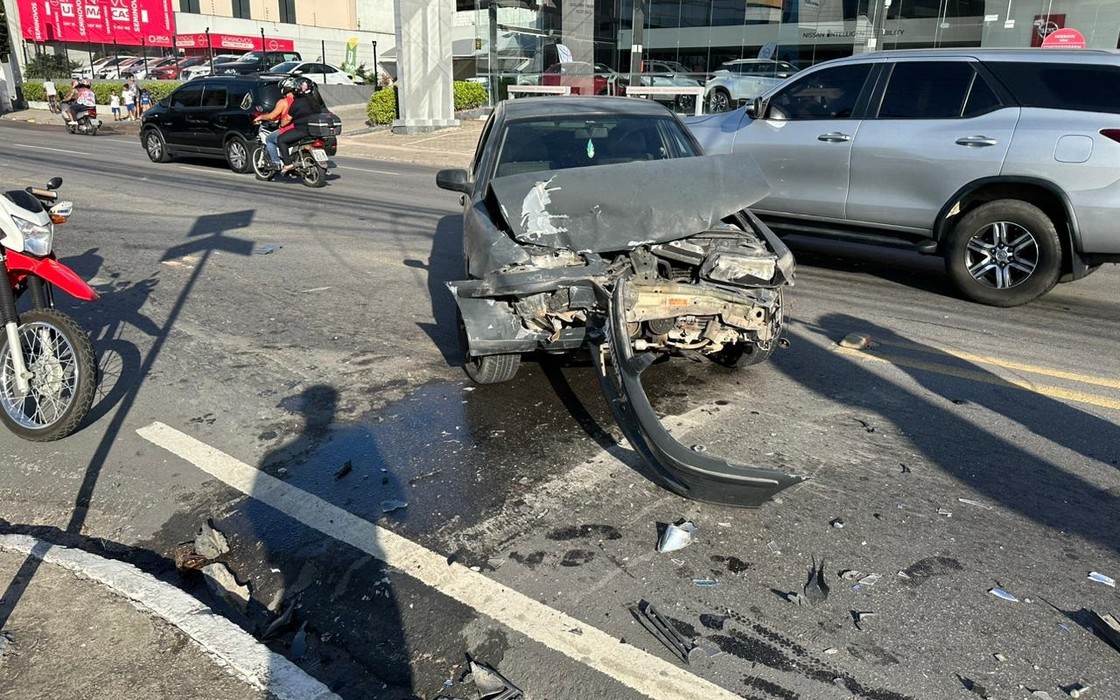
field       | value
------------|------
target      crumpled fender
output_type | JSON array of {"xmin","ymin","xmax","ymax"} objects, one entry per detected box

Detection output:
[
  {"xmin": 591, "ymin": 278, "xmax": 805, "ymax": 508},
  {"xmin": 5, "ymin": 250, "xmax": 99, "ymax": 301}
]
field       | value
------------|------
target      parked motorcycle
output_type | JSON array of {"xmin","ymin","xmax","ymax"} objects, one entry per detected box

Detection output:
[
  {"xmin": 64, "ymin": 103, "xmax": 101, "ymax": 136},
  {"xmin": 0, "ymin": 178, "xmax": 98, "ymax": 440},
  {"xmin": 251, "ymin": 121, "xmax": 332, "ymax": 188}
]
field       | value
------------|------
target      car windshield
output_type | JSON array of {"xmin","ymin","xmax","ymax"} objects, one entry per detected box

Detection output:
[
  {"xmin": 240, "ymin": 52, "xmax": 264, "ymax": 61},
  {"xmin": 269, "ymin": 62, "xmax": 300, "ymax": 73},
  {"xmin": 493, "ymin": 114, "xmax": 699, "ymax": 179}
]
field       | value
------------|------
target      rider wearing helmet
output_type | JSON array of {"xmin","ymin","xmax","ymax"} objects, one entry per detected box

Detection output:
[
  {"xmin": 61, "ymin": 79, "xmax": 96, "ymax": 125},
  {"xmin": 253, "ymin": 77, "xmax": 298, "ymax": 167},
  {"xmin": 275, "ymin": 76, "xmax": 324, "ymax": 174}
]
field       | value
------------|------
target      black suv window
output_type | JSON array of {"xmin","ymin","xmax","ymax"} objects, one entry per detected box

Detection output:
[
  {"xmin": 986, "ymin": 62, "xmax": 1120, "ymax": 114},
  {"xmin": 171, "ymin": 84, "xmax": 203, "ymax": 108},
  {"xmin": 201, "ymin": 85, "xmax": 228, "ymax": 108},
  {"xmin": 769, "ymin": 64, "xmax": 870, "ymax": 120},
  {"xmin": 254, "ymin": 83, "xmax": 282, "ymax": 111},
  {"xmin": 878, "ymin": 62, "xmax": 994, "ymax": 119}
]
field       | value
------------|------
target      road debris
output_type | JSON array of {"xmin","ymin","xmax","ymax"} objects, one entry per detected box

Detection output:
[
  {"xmin": 840, "ymin": 570, "xmax": 863, "ymax": 581},
  {"xmin": 830, "ymin": 518, "xmax": 845, "ymax": 529},
  {"xmin": 839, "ymin": 333, "xmax": 871, "ymax": 349},
  {"xmin": 334, "ymin": 459, "xmax": 353, "ymax": 480},
  {"xmin": 262, "ymin": 599, "xmax": 296, "ymax": 640},
  {"xmin": 824, "ymin": 647, "xmax": 839, "ymax": 654},
  {"xmin": 803, "ymin": 557, "xmax": 830, "ymax": 605},
  {"xmin": 957, "ymin": 497, "xmax": 994, "ymax": 510},
  {"xmin": 170, "ymin": 543, "xmax": 209, "ymax": 571},
  {"xmin": 202, "ymin": 562, "xmax": 250, "ymax": 614},
  {"xmin": 1090, "ymin": 611, "xmax": 1120, "ymax": 653},
  {"xmin": 699, "ymin": 613, "xmax": 728, "ymax": 631},
  {"xmin": 989, "ymin": 587, "xmax": 1019, "ymax": 602},
  {"xmin": 993, "ymin": 652, "xmax": 1007, "ymax": 662},
  {"xmin": 194, "ymin": 520, "xmax": 230, "ymax": 559},
  {"xmin": 1087, "ymin": 571, "xmax": 1115, "ymax": 587},
  {"xmin": 468, "ymin": 657, "xmax": 524, "ymax": 699},
  {"xmin": 853, "ymin": 611, "xmax": 877, "ymax": 631},
  {"xmin": 858, "ymin": 573, "xmax": 882, "ymax": 587},
  {"xmin": 0, "ymin": 632, "xmax": 12, "ymax": 662},
  {"xmin": 290, "ymin": 621, "xmax": 308, "ymax": 661},
  {"xmin": 381, "ymin": 500, "xmax": 409, "ymax": 514},
  {"xmin": 1030, "ymin": 691, "xmax": 1055, "ymax": 700},
  {"xmin": 254, "ymin": 244, "xmax": 281, "ymax": 255},
  {"xmin": 767, "ymin": 540, "xmax": 781, "ymax": 555},
  {"xmin": 899, "ymin": 463, "xmax": 912, "ymax": 474},
  {"xmin": 657, "ymin": 521, "xmax": 698, "ymax": 553},
  {"xmin": 937, "ymin": 508, "xmax": 953, "ymax": 517},
  {"xmin": 692, "ymin": 577, "xmax": 720, "ymax": 587},
  {"xmin": 630, "ymin": 599, "xmax": 701, "ymax": 664},
  {"xmin": 1068, "ymin": 683, "xmax": 1092, "ymax": 698}
]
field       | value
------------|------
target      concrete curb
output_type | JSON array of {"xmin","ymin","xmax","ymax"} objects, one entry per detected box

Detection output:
[{"xmin": 0, "ymin": 534, "xmax": 339, "ymax": 700}]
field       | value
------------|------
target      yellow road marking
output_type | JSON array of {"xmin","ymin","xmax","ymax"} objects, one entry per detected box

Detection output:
[{"xmin": 834, "ymin": 346, "xmax": 1120, "ymax": 411}]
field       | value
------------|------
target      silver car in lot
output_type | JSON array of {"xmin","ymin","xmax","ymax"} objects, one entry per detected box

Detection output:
[
  {"xmin": 704, "ymin": 59, "xmax": 799, "ymax": 113},
  {"xmin": 688, "ymin": 48, "xmax": 1120, "ymax": 306}
]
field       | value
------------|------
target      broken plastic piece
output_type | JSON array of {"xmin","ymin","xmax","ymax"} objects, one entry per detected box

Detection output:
[
  {"xmin": 692, "ymin": 577, "xmax": 720, "ymax": 587},
  {"xmin": 469, "ymin": 657, "xmax": 524, "ymax": 700},
  {"xmin": 767, "ymin": 540, "xmax": 781, "ymax": 555},
  {"xmin": 1090, "ymin": 610, "xmax": 1120, "ymax": 654},
  {"xmin": 989, "ymin": 587, "xmax": 1019, "ymax": 602},
  {"xmin": 255, "ymin": 243, "xmax": 281, "ymax": 255},
  {"xmin": 262, "ymin": 598, "xmax": 296, "ymax": 640},
  {"xmin": 854, "ymin": 611, "xmax": 877, "ymax": 631},
  {"xmin": 937, "ymin": 508, "xmax": 952, "ymax": 517},
  {"xmin": 1068, "ymin": 684, "xmax": 1091, "ymax": 698},
  {"xmin": 839, "ymin": 333, "xmax": 871, "ymax": 349},
  {"xmin": 381, "ymin": 499, "xmax": 409, "ymax": 514},
  {"xmin": 629, "ymin": 599, "xmax": 700, "ymax": 664},
  {"xmin": 858, "ymin": 573, "xmax": 882, "ymax": 586},
  {"xmin": 957, "ymin": 497, "xmax": 993, "ymax": 510},
  {"xmin": 657, "ymin": 521, "xmax": 698, "ymax": 553},
  {"xmin": 803, "ymin": 557, "xmax": 829, "ymax": 605},
  {"xmin": 840, "ymin": 569, "xmax": 863, "ymax": 581},
  {"xmin": 830, "ymin": 518, "xmax": 845, "ymax": 529},
  {"xmin": 1088, "ymin": 571, "xmax": 1116, "ymax": 587}
]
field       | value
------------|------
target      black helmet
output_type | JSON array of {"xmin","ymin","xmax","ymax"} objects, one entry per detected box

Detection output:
[
  {"xmin": 295, "ymin": 77, "xmax": 315, "ymax": 96},
  {"xmin": 279, "ymin": 77, "xmax": 298, "ymax": 95}
]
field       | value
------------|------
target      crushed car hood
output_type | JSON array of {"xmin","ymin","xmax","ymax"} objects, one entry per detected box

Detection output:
[{"xmin": 489, "ymin": 153, "xmax": 769, "ymax": 253}]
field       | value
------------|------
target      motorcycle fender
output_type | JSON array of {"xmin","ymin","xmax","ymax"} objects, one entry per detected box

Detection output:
[{"xmin": 5, "ymin": 250, "xmax": 99, "ymax": 301}]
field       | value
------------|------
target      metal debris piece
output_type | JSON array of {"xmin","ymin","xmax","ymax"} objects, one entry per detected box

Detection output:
[
  {"xmin": 1088, "ymin": 571, "xmax": 1116, "ymax": 587},
  {"xmin": 1068, "ymin": 684, "xmax": 1092, "ymax": 698},
  {"xmin": 854, "ymin": 611, "xmax": 877, "ymax": 631},
  {"xmin": 468, "ymin": 658, "xmax": 524, "ymax": 700},
  {"xmin": 194, "ymin": 520, "xmax": 230, "ymax": 559},
  {"xmin": 334, "ymin": 459, "xmax": 353, "ymax": 480},
  {"xmin": 803, "ymin": 557, "xmax": 829, "ymax": 605},
  {"xmin": 937, "ymin": 508, "xmax": 953, "ymax": 517},
  {"xmin": 840, "ymin": 569, "xmax": 863, "ymax": 581},
  {"xmin": 290, "ymin": 621, "xmax": 308, "ymax": 661},
  {"xmin": 858, "ymin": 573, "xmax": 882, "ymax": 586},
  {"xmin": 824, "ymin": 647, "xmax": 839, "ymax": 654},
  {"xmin": 202, "ymin": 563, "xmax": 250, "ymax": 614},
  {"xmin": 1090, "ymin": 610, "xmax": 1120, "ymax": 653},
  {"xmin": 957, "ymin": 497, "xmax": 994, "ymax": 510},
  {"xmin": 657, "ymin": 521, "xmax": 698, "ymax": 553},
  {"xmin": 988, "ymin": 587, "xmax": 1019, "ymax": 602},
  {"xmin": 830, "ymin": 518, "xmax": 845, "ymax": 529},
  {"xmin": 630, "ymin": 599, "xmax": 700, "ymax": 664},
  {"xmin": 839, "ymin": 333, "xmax": 871, "ymax": 349},
  {"xmin": 255, "ymin": 244, "xmax": 281, "ymax": 255},
  {"xmin": 262, "ymin": 599, "xmax": 296, "ymax": 640},
  {"xmin": 381, "ymin": 500, "xmax": 409, "ymax": 514},
  {"xmin": 692, "ymin": 577, "xmax": 720, "ymax": 587},
  {"xmin": 993, "ymin": 652, "xmax": 1007, "ymax": 662},
  {"xmin": 787, "ymin": 592, "xmax": 808, "ymax": 606},
  {"xmin": 896, "ymin": 570, "xmax": 911, "ymax": 580}
]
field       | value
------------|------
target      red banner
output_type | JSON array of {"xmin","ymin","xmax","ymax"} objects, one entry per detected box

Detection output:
[
  {"xmin": 175, "ymin": 33, "xmax": 295, "ymax": 53},
  {"xmin": 17, "ymin": 0, "xmax": 177, "ymax": 47}
]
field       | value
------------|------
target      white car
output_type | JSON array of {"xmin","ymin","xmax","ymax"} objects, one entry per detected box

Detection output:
[
  {"xmin": 704, "ymin": 59, "xmax": 799, "ymax": 112},
  {"xmin": 266, "ymin": 61, "xmax": 355, "ymax": 85},
  {"xmin": 180, "ymin": 55, "xmax": 244, "ymax": 81},
  {"xmin": 72, "ymin": 55, "xmax": 128, "ymax": 79}
]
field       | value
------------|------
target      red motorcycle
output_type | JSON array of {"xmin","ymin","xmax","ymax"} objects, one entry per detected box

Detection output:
[{"xmin": 0, "ymin": 177, "xmax": 98, "ymax": 440}]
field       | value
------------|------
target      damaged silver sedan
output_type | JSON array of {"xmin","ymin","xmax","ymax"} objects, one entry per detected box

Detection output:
[{"xmin": 436, "ymin": 97, "xmax": 805, "ymax": 507}]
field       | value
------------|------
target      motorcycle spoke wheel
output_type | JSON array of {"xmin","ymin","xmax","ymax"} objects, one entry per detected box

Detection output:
[{"xmin": 0, "ymin": 310, "xmax": 97, "ymax": 441}]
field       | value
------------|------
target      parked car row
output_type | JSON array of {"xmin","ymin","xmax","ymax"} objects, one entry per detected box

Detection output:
[{"xmin": 70, "ymin": 50, "xmax": 363, "ymax": 86}]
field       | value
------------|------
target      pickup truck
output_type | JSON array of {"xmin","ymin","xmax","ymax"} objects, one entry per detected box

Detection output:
[{"xmin": 218, "ymin": 50, "xmax": 303, "ymax": 76}]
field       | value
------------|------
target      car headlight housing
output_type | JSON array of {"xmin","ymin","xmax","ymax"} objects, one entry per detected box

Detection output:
[{"xmin": 11, "ymin": 216, "xmax": 54, "ymax": 257}]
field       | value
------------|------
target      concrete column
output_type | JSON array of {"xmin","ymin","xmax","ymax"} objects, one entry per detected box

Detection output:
[{"xmin": 391, "ymin": 0, "xmax": 459, "ymax": 133}]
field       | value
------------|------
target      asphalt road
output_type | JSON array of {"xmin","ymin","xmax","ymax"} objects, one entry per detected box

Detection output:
[{"xmin": 1, "ymin": 120, "xmax": 1118, "ymax": 700}]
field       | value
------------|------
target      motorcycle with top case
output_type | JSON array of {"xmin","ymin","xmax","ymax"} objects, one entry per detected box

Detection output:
[{"xmin": 0, "ymin": 178, "xmax": 98, "ymax": 440}]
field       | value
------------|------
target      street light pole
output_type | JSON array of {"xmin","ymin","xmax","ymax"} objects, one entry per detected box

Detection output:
[{"xmin": 371, "ymin": 40, "xmax": 378, "ymax": 89}]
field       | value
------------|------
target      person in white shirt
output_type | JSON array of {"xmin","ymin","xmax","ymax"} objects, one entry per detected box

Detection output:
[
  {"xmin": 110, "ymin": 91, "xmax": 121, "ymax": 120},
  {"xmin": 43, "ymin": 79, "xmax": 58, "ymax": 112}
]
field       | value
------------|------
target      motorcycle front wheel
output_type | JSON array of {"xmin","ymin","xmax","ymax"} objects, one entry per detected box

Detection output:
[
  {"xmin": 251, "ymin": 144, "xmax": 276, "ymax": 181},
  {"xmin": 0, "ymin": 309, "xmax": 97, "ymax": 441}
]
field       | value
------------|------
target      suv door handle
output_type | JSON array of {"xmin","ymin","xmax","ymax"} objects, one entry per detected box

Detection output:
[
  {"xmin": 817, "ymin": 132, "xmax": 852, "ymax": 143},
  {"xmin": 955, "ymin": 135, "xmax": 998, "ymax": 147}
]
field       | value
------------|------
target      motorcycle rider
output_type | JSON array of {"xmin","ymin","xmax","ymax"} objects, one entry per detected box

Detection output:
[
  {"xmin": 61, "ymin": 79, "xmax": 96, "ymax": 126},
  {"xmin": 276, "ymin": 77, "xmax": 324, "ymax": 175},
  {"xmin": 253, "ymin": 77, "xmax": 297, "ymax": 168}
]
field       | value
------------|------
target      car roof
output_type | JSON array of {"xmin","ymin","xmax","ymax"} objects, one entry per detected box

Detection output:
[{"xmin": 498, "ymin": 96, "xmax": 673, "ymax": 120}]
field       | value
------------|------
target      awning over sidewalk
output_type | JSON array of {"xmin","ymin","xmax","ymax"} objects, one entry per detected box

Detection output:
[{"xmin": 175, "ymin": 33, "xmax": 295, "ymax": 52}]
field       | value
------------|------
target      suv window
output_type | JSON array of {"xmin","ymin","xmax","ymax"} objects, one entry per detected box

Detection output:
[
  {"xmin": 769, "ymin": 64, "xmax": 870, "ymax": 120},
  {"xmin": 878, "ymin": 62, "xmax": 982, "ymax": 119},
  {"xmin": 201, "ymin": 85, "xmax": 228, "ymax": 108},
  {"xmin": 985, "ymin": 62, "xmax": 1120, "ymax": 114},
  {"xmin": 254, "ymin": 83, "xmax": 282, "ymax": 111},
  {"xmin": 171, "ymin": 84, "xmax": 203, "ymax": 108}
]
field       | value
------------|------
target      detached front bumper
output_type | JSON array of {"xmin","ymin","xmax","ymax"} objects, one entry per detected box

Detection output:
[{"xmin": 592, "ymin": 278, "xmax": 805, "ymax": 507}]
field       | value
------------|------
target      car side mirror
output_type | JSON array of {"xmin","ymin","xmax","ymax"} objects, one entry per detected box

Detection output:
[
  {"xmin": 47, "ymin": 177, "xmax": 63, "ymax": 190},
  {"xmin": 436, "ymin": 168, "xmax": 471, "ymax": 195},
  {"xmin": 745, "ymin": 97, "xmax": 763, "ymax": 119},
  {"xmin": 293, "ymin": 70, "xmax": 303, "ymax": 76}
]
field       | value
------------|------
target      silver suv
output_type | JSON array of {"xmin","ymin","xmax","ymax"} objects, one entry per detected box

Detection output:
[{"xmin": 687, "ymin": 49, "xmax": 1120, "ymax": 306}]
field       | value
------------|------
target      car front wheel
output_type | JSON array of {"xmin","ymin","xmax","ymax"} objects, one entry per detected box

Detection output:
[
  {"xmin": 225, "ymin": 136, "xmax": 252, "ymax": 174},
  {"xmin": 708, "ymin": 89, "xmax": 732, "ymax": 113},
  {"xmin": 143, "ymin": 128, "xmax": 171, "ymax": 163},
  {"xmin": 944, "ymin": 199, "xmax": 1061, "ymax": 307},
  {"xmin": 457, "ymin": 309, "xmax": 520, "ymax": 384}
]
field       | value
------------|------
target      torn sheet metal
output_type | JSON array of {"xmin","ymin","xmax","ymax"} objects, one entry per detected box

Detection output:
[
  {"xmin": 592, "ymin": 279, "xmax": 805, "ymax": 507},
  {"xmin": 489, "ymin": 154, "xmax": 770, "ymax": 253}
]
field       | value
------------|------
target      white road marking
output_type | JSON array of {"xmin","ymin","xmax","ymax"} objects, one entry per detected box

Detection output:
[
  {"xmin": 176, "ymin": 165, "xmax": 242, "ymax": 178},
  {"xmin": 336, "ymin": 165, "xmax": 400, "ymax": 175},
  {"xmin": 138, "ymin": 421, "xmax": 740, "ymax": 700},
  {"xmin": 13, "ymin": 143, "xmax": 92, "ymax": 156}
]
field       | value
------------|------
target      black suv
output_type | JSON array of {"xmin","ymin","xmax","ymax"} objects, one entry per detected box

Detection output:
[{"xmin": 139, "ymin": 75, "xmax": 336, "ymax": 173}]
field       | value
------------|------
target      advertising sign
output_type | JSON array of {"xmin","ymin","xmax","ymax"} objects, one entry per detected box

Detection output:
[
  {"xmin": 1041, "ymin": 27, "xmax": 1086, "ymax": 48},
  {"xmin": 174, "ymin": 33, "xmax": 295, "ymax": 52},
  {"xmin": 17, "ymin": 0, "xmax": 176, "ymax": 47},
  {"xmin": 1031, "ymin": 13, "xmax": 1065, "ymax": 47}
]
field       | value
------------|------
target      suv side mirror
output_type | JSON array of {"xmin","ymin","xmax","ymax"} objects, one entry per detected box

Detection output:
[
  {"xmin": 436, "ymin": 168, "xmax": 471, "ymax": 195},
  {"xmin": 745, "ymin": 96, "xmax": 764, "ymax": 119}
]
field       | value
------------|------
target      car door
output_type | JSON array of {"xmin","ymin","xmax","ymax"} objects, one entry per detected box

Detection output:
[
  {"xmin": 845, "ymin": 60, "xmax": 1018, "ymax": 233},
  {"xmin": 163, "ymin": 83, "xmax": 204, "ymax": 148},
  {"xmin": 194, "ymin": 83, "xmax": 231, "ymax": 153},
  {"xmin": 735, "ymin": 63, "xmax": 873, "ymax": 220}
]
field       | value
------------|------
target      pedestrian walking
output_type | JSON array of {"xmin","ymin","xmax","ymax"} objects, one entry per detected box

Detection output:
[
  {"xmin": 43, "ymin": 78, "xmax": 59, "ymax": 113},
  {"xmin": 122, "ymin": 84, "xmax": 136, "ymax": 120},
  {"xmin": 110, "ymin": 91, "xmax": 121, "ymax": 120}
]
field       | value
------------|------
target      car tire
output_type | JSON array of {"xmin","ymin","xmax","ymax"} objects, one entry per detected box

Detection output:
[
  {"xmin": 944, "ymin": 199, "xmax": 1061, "ymax": 307},
  {"xmin": 708, "ymin": 89, "xmax": 731, "ymax": 113},
  {"xmin": 142, "ymin": 128, "xmax": 171, "ymax": 163},
  {"xmin": 457, "ymin": 308, "xmax": 520, "ymax": 384},
  {"xmin": 676, "ymin": 94, "xmax": 696, "ymax": 113},
  {"xmin": 225, "ymin": 136, "xmax": 252, "ymax": 174}
]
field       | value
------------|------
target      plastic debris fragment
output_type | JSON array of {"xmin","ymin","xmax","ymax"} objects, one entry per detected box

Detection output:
[
  {"xmin": 839, "ymin": 333, "xmax": 871, "ymax": 349},
  {"xmin": 629, "ymin": 599, "xmax": 700, "ymax": 664},
  {"xmin": 692, "ymin": 577, "xmax": 720, "ymax": 587},
  {"xmin": 988, "ymin": 587, "xmax": 1019, "ymax": 602},
  {"xmin": 937, "ymin": 508, "xmax": 952, "ymax": 517},
  {"xmin": 1090, "ymin": 611, "xmax": 1120, "ymax": 653},
  {"xmin": 858, "ymin": 573, "xmax": 882, "ymax": 586},
  {"xmin": 803, "ymin": 557, "xmax": 829, "ymax": 605},
  {"xmin": 854, "ymin": 611, "xmax": 877, "ymax": 630},
  {"xmin": 830, "ymin": 518, "xmax": 845, "ymax": 529},
  {"xmin": 767, "ymin": 540, "xmax": 781, "ymax": 555},
  {"xmin": 262, "ymin": 599, "xmax": 296, "ymax": 640},
  {"xmin": 255, "ymin": 244, "xmax": 281, "ymax": 255},
  {"xmin": 657, "ymin": 521, "xmax": 698, "ymax": 553},
  {"xmin": 840, "ymin": 570, "xmax": 863, "ymax": 581},
  {"xmin": 1088, "ymin": 571, "xmax": 1116, "ymax": 587},
  {"xmin": 381, "ymin": 500, "xmax": 409, "ymax": 514},
  {"xmin": 1068, "ymin": 683, "xmax": 1092, "ymax": 698},
  {"xmin": 957, "ymin": 497, "xmax": 993, "ymax": 510}
]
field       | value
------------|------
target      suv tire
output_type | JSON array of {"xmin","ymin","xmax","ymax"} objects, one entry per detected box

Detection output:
[
  {"xmin": 708, "ymin": 88, "xmax": 732, "ymax": 113},
  {"xmin": 225, "ymin": 136, "xmax": 252, "ymax": 174},
  {"xmin": 944, "ymin": 199, "xmax": 1061, "ymax": 307},
  {"xmin": 143, "ymin": 128, "xmax": 171, "ymax": 163}
]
